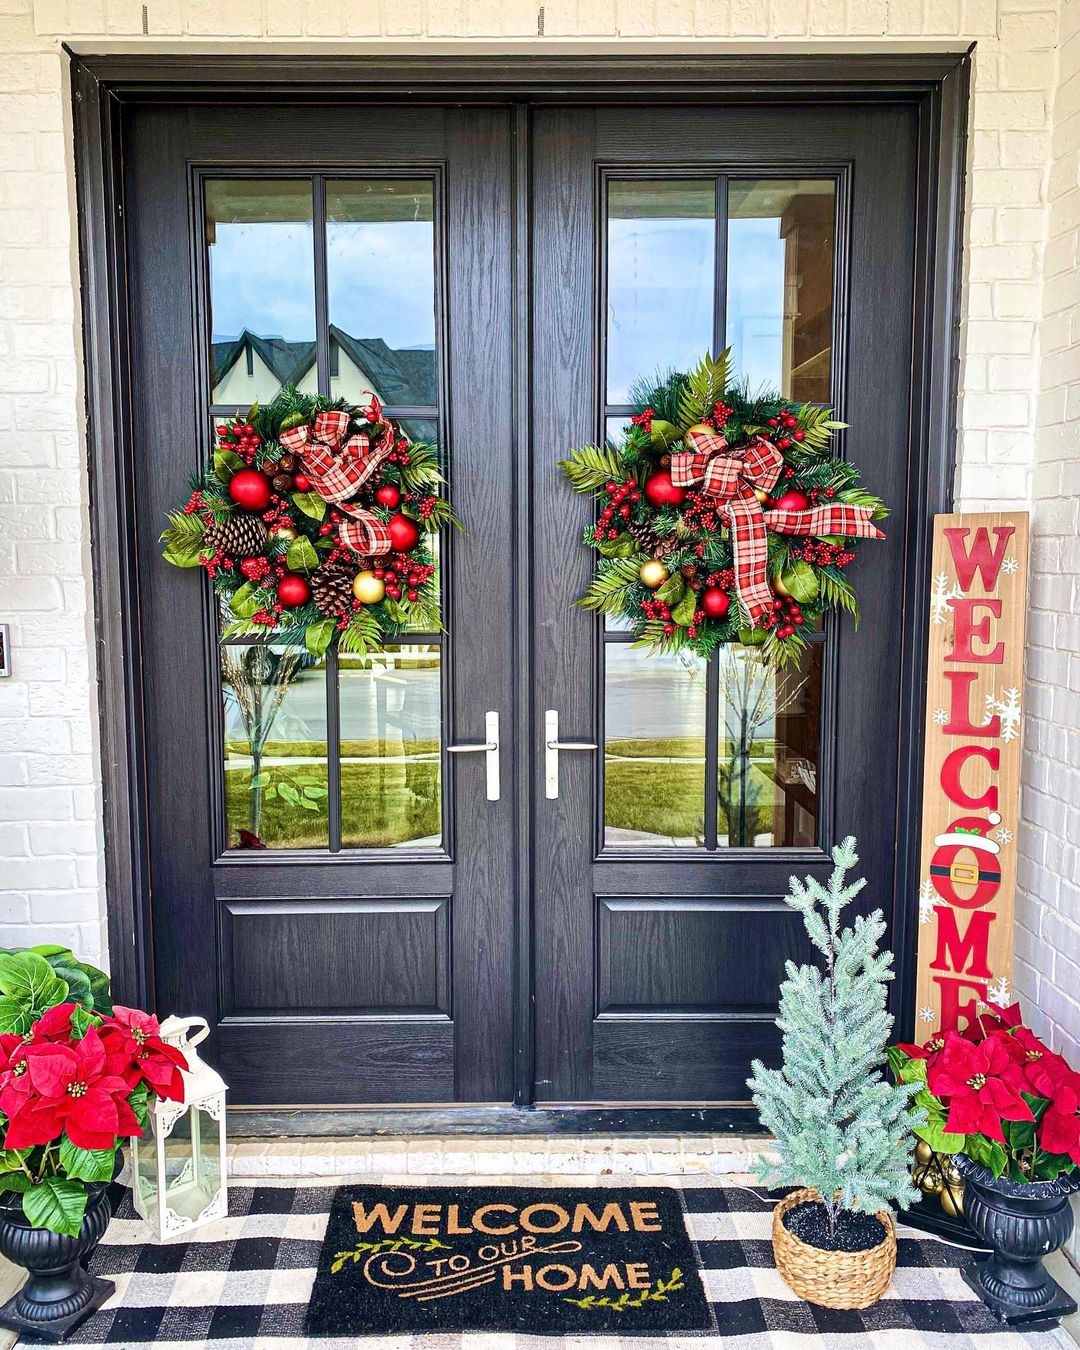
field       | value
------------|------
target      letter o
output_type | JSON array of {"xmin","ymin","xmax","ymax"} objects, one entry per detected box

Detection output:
[{"xmin": 535, "ymin": 1263, "xmax": 578, "ymax": 1292}]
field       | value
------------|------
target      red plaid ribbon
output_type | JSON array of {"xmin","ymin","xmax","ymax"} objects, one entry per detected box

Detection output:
[
  {"xmin": 670, "ymin": 428, "xmax": 883, "ymax": 626},
  {"xmin": 279, "ymin": 403, "xmax": 396, "ymax": 558}
]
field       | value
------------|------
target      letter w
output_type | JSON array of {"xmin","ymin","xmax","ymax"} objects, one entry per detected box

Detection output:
[
  {"xmin": 352, "ymin": 1203, "xmax": 408, "ymax": 1235},
  {"xmin": 943, "ymin": 525, "xmax": 1015, "ymax": 593}
]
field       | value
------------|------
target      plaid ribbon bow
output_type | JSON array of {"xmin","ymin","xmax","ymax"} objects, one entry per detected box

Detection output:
[
  {"xmin": 670, "ymin": 427, "xmax": 884, "ymax": 626},
  {"xmin": 279, "ymin": 400, "xmax": 396, "ymax": 558}
]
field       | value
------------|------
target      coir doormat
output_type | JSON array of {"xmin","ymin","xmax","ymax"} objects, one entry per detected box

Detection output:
[{"xmin": 306, "ymin": 1184, "xmax": 714, "ymax": 1335}]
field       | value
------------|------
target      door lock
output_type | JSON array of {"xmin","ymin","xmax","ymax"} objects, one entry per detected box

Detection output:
[
  {"xmin": 544, "ymin": 709, "xmax": 597, "ymax": 800},
  {"xmin": 447, "ymin": 710, "xmax": 500, "ymax": 802}
]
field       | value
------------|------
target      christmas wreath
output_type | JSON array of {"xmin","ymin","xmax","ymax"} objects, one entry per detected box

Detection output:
[
  {"xmin": 559, "ymin": 351, "xmax": 888, "ymax": 665},
  {"xmin": 161, "ymin": 390, "xmax": 456, "ymax": 658}
]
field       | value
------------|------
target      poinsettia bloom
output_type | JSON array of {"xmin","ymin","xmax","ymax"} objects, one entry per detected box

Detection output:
[
  {"xmin": 30, "ymin": 1003, "xmax": 77, "ymax": 1043},
  {"xmin": 1004, "ymin": 1027, "xmax": 1080, "ymax": 1107},
  {"xmin": 100, "ymin": 1006, "xmax": 187, "ymax": 1102},
  {"xmin": 977, "ymin": 1002, "xmax": 1023, "ymax": 1036},
  {"xmin": 4, "ymin": 1026, "xmax": 139, "ymax": 1152},
  {"xmin": 894, "ymin": 1032, "xmax": 948, "ymax": 1065},
  {"xmin": 928, "ymin": 1033, "xmax": 1033, "ymax": 1143},
  {"xmin": 0, "ymin": 1033, "xmax": 33, "ymax": 1121},
  {"xmin": 1039, "ymin": 1105, "xmax": 1080, "ymax": 1164}
]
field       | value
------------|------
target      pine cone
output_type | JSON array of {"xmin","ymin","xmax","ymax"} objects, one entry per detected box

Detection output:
[
  {"xmin": 204, "ymin": 513, "xmax": 267, "ymax": 558},
  {"xmin": 311, "ymin": 562, "xmax": 356, "ymax": 618},
  {"xmin": 654, "ymin": 534, "xmax": 679, "ymax": 560},
  {"xmin": 626, "ymin": 518, "xmax": 660, "ymax": 554}
]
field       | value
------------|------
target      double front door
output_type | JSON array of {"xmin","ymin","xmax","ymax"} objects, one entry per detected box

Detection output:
[{"xmin": 126, "ymin": 98, "xmax": 919, "ymax": 1108}]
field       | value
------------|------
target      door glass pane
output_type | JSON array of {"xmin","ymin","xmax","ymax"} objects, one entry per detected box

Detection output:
[
  {"xmin": 606, "ymin": 180, "xmax": 715, "ymax": 404},
  {"xmin": 326, "ymin": 180, "xmax": 437, "ymax": 406},
  {"xmin": 604, "ymin": 644, "xmax": 706, "ymax": 847},
  {"xmin": 339, "ymin": 645, "xmax": 442, "ymax": 849},
  {"xmin": 205, "ymin": 180, "xmax": 316, "ymax": 405},
  {"xmin": 726, "ymin": 179, "xmax": 836, "ymax": 404},
  {"xmin": 717, "ymin": 643, "xmax": 821, "ymax": 847},
  {"xmin": 222, "ymin": 644, "xmax": 328, "ymax": 850}
]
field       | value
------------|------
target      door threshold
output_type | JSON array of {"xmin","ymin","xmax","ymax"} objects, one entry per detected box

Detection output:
[{"xmin": 227, "ymin": 1104, "xmax": 765, "ymax": 1138}]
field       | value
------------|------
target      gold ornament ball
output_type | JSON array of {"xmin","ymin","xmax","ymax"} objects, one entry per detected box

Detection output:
[
  {"xmin": 915, "ymin": 1163, "xmax": 944, "ymax": 1197},
  {"xmin": 683, "ymin": 422, "xmax": 715, "ymax": 447},
  {"xmin": 273, "ymin": 525, "xmax": 298, "ymax": 542},
  {"xmin": 773, "ymin": 573, "xmax": 792, "ymax": 598},
  {"xmin": 352, "ymin": 569, "xmax": 386, "ymax": 604},
  {"xmin": 639, "ymin": 559, "xmax": 670, "ymax": 590},
  {"xmin": 939, "ymin": 1184, "xmax": 964, "ymax": 1218},
  {"xmin": 914, "ymin": 1139, "xmax": 934, "ymax": 1166},
  {"xmin": 754, "ymin": 487, "xmax": 771, "ymax": 505}
]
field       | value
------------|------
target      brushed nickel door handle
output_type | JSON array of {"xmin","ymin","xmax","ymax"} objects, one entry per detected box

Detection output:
[
  {"xmin": 544, "ymin": 709, "xmax": 597, "ymax": 799},
  {"xmin": 447, "ymin": 710, "xmax": 500, "ymax": 802}
]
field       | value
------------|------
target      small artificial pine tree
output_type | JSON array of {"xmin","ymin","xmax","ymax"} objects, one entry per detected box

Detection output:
[{"xmin": 748, "ymin": 837, "xmax": 925, "ymax": 1239}]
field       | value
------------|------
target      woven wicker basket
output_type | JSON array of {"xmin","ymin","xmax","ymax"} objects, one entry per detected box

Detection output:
[{"xmin": 772, "ymin": 1188, "xmax": 897, "ymax": 1310}]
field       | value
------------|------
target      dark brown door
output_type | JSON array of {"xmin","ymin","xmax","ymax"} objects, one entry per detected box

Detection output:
[
  {"xmin": 125, "ymin": 104, "xmax": 518, "ymax": 1105},
  {"xmin": 123, "ymin": 96, "xmax": 921, "ymax": 1110},
  {"xmin": 530, "ymin": 104, "xmax": 919, "ymax": 1102}
]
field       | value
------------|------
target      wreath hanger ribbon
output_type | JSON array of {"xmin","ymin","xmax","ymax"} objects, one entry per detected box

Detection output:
[
  {"xmin": 670, "ymin": 427, "xmax": 884, "ymax": 626},
  {"xmin": 279, "ymin": 397, "xmax": 396, "ymax": 557}
]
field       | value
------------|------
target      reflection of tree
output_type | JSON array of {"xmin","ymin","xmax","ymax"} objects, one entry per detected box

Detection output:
[
  {"xmin": 221, "ymin": 645, "xmax": 313, "ymax": 837},
  {"xmin": 719, "ymin": 648, "xmax": 808, "ymax": 846}
]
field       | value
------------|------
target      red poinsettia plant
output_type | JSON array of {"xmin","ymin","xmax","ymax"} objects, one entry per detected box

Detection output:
[
  {"xmin": 888, "ymin": 1004, "xmax": 1079, "ymax": 1184},
  {"xmin": 0, "ymin": 1001, "xmax": 187, "ymax": 1236}
]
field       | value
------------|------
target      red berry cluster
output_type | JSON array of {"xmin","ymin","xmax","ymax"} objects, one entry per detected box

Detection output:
[
  {"xmin": 706, "ymin": 567, "xmax": 736, "ymax": 591},
  {"xmin": 683, "ymin": 490, "xmax": 724, "ymax": 534},
  {"xmin": 794, "ymin": 539, "xmax": 856, "ymax": 568},
  {"xmin": 372, "ymin": 554, "xmax": 435, "ymax": 603},
  {"xmin": 183, "ymin": 490, "xmax": 205, "ymax": 515},
  {"xmin": 386, "ymin": 436, "xmax": 412, "ymax": 467},
  {"xmin": 597, "ymin": 478, "xmax": 640, "ymax": 539},
  {"xmin": 639, "ymin": 597, "xmax": 672, "ymax": 625},
  {"xmin": 765, "ymin": 594, "xmax": 805, "ymax": 640},
  {"xmin": 764, "ymin": 407, "xmax": 805, "ymax": 451},
  {"xmin": 711, "ymin": 401, "xmax": 733, "ymax": 427},
  {"xmin": 240, "ymin": 556, "xmax": 272, "ymax": 582},
  {"xmin": 630, "ymin": 407, "xmax": 654, "ymax": 432},
  {"xmin": 219, "ymin": 420, "xmax": 260, "ymax": 462},
  {"xmin": 415, "ymin": 494, "xmax": 439, "ymax": 521}
]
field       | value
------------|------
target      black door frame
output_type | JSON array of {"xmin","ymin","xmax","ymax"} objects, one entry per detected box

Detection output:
[{"xmin": 71, "ymin": 50, "xmax": 970, "ymax": 1134}]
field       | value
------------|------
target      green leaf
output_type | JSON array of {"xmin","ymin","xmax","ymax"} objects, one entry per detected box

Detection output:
[
  {"xmin": 59, "ymin": 1139, "xmax": 116, "ymax": 1183},
  {"xmin": 558, "ymin": 444, "xmax": 628, "ymax": 494},
  {"xmin": 129, "ymin": 1082, "xmax": 150, "ymax": 1130},
  {"xmin": 678, "ymin": 349, "xmax": 732, "ymax": 428},
  {"xmin": 303, "ymin": 786, "xmax": 328, "ymax": 799},
  {"xmin": 69, "ymin": 1004, "xmax": 97, "ymax": 1038},
  {"xmin": 292, "ymin": 490, "xmax": 327, "ymax": 521},
  {"xmin": 966, "ymin": 1133, "xmax": 1008, "ymax": 1178},
  {"xmin": 648, "ymin": 419, "xmax": 683, "ymax": 449},
  {"xmin": 0, "ymin": 995, "xmax": 29, "ymax": 1035},
  {"xmin": 0, "ymin": 1174, "xmax": 31, "ymax": 1195},
  {"xmin": 913, "ymin": 1116, "xmax": 965, "ymax": 1154},
  {"xmin": 38, "ymin": 952, "xmax": 92, "ymax": 1008},
  {"xmin": 22, "ymin": 1177, "xmax": 89, "ymax": 1238},
  {"xmin": 304, "ymin": 617, "xmax": 335, "ymax": 660},
  {"xmin": 577, "ymin": 556, "xmax": 648, "ymax": 615},
  {"xmin": 0, "ymin": 953, "xmax": 68, "ymax": 1031},
  {"xmin": 670, "ymin": 588, "xmax": 697, "ymax": 627},
  {"xmin": 228, "ymin": 581, "xmax": 260, "ymax": 619},
  {"xmin": 778, "ymin": 560, "xmax": 819, "ymax": 604},
  {"xmin": 213, "ymin": 448, "xmax": 245, "ymax": 482},
  {"xmin": 286, "ymin": 537, "xmax": 320, "ymax": 574},
  {"xmin": 0, "ymin": 1148, "xmax": 31, "ymax": 1177},
  {"xmin": 654, "ymin": 573, "xmax": 686, "ymax": 606},
  {"xmin": 278, "ymin": 782, "xmax": 300, "ymax": 806},
  {"xmin": 597, "ymin": 533, "xmax": 639, "ymax": 559}
]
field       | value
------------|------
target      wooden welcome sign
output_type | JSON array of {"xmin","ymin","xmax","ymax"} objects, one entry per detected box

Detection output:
[{"xmin": 914, "ymin": 512, "xmax": 1029, "ymax": 1038}]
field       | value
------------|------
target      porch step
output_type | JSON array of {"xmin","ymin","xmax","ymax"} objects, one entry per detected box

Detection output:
[{"xmin": 227, "ymin": 1134, "xmax": 771, "ymax": 1178}]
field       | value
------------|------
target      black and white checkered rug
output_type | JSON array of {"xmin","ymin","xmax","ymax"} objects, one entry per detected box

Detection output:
[{"xmin": 62, "ymin": 1179, "xmax": 1073, "ymax": 1348}]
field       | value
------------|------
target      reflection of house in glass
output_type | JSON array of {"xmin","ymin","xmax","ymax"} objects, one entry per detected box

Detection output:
[{"xmin": 211, "ymin": 327, "xmax": 436, "ymax": 409}]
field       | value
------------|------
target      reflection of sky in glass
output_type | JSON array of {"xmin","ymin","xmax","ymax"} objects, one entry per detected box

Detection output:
[
  {"xmin": 726, "ymin": 217, "xmax": 785, "ymax": 396},
  {"xmin": 607, "ymin": 213, "xmax": 714, "ymax": 404},
  {"xmin": 327, "ymin": 220, "xmax": 435, "ymax": 351},
  {"xmin": 208, "ymin": 219, "xmax": 315, "ymax": 345}
]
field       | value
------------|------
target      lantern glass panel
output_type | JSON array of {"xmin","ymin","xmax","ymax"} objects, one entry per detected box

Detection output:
[{"xmin": 163, "ymin": 1105, "xmax": 223, "ymax": 1223}]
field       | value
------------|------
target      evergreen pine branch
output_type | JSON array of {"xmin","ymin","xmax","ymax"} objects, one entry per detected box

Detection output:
[
  {"xmin": 818, "ymin": 568, "xmax": 860, "ymax": 619},
  {"xmin": 338, "ymin": 609, "xmax": 383, "ymax": 656},
  {"xmin": 678, "ymin": 349, "xmax": 733, "ymax": 428},
  {"xmin": 558, "ymin": 444, "xmax": 630, "ymax": 494},
  {"xmin": 577, "ymin": 556, "xmax": 649, "ymax": 613}
]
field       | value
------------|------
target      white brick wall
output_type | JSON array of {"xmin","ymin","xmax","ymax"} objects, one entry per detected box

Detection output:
[{"xmin": 0, "ymin": 0, "xmax": 1076, "ymax": 1123}]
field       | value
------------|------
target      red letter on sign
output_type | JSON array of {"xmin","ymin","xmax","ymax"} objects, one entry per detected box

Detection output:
[
  {"xmin": 930, "ymin": 905, "xmax": 994, "ymax": 979},
  {"xmin": 940, "ymin": 745, "xmax": 1000, "ymax": 812},
  {"xmin": 947, "ymin": 598, "xmax": 1005, "ymax": 664},
  {"xmin": 933, "ymin": 975, "xmax": 987, "ymax": 1033},
  {"xmin": 943, "ymin": 525, "xmax": 1015, "ymax": 593},
  {"xmin": 944, "ymin": 670, "xmax": 1000, "ymax": 737}
]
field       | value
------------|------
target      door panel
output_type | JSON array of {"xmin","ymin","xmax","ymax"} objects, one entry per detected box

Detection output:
[
  {"xmin": 530, "ymin": 103, "xmax": 918, "ymax": 1103},
  {"xmin": 125, "ymin": 104, "xmax": 516, "ymax": 1105}
]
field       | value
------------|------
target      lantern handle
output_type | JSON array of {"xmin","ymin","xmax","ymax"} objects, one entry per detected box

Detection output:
[{"xmin": 159, "ymin": 1014, "xmax": 210, "ymax": 1048}]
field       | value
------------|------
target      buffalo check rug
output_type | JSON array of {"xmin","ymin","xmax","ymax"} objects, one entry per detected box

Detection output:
[{"xmin": 57, "ymin": 1178, "xmax": 1073, "ymax": 1349}]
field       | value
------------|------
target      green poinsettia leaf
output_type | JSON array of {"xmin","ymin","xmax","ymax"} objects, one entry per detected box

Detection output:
[
  {"xmin": 0, "ymin": 1173, "xmax": 31, "ymax": 1194},
  {"xmin": 0, "ymin": 1148, "xmax": 31, "ymax": 1176},
  {"xmin": 304, "ymin": 617, "xmax": 335, "ymax": 660},
  {"xmin": 913, "ymin": 1116, "xmax": 965, "ymax": 1155},
  {"xmin": 285, "ymin": 537, "xmax": 320, "ymax": 574},
  {"xmin": 58, "ymin": 1138, "xmax": 116, "ymax": 1184},
  {"xmin": 22, "ymin": 1177, "xmax": 88, "ymax": 1238},
  {"xmin": 69, "ymin": 1004, "xmax": 97, "ymax": 1039},
  {"xmin": 292, "ymin": 490, "xmax": 326, "ymax": 521}
]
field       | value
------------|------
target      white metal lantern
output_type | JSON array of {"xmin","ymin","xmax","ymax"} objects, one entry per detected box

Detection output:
[{"xmin": 130, "ymin": 1015, "xmax": 228, "ymax": 1241}]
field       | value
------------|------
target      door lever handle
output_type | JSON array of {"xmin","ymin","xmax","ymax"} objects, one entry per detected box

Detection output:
[
  {"xmin": 447, "ymin": 710, "xmax": 500, "ymax": 802},
  {"xmin": 544, "ymin": 709, "xmax": 597, "ymax": 799}
]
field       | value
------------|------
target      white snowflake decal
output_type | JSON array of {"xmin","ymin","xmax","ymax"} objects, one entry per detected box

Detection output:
[
  {"xmin": 993, "ymin": 825, "xmax": 1013, "ymax": 845},
  {"xmin": 932, "ymin": 708, "xmax": 949, "ymax": 727},
  {"xmin": 931, "ymin": 572, "xmax": 963, "ymax": 625},
  {"xmin": 919, "ymin": 1006, "xmax": 937, "ymax": 1024},
  {"xmin": 1001, "ymin": 556, "xmax": 1019, "ymax": 575},
  {"xmin": 918, "ymin": 880, "xmax": 936, "ymax": 925},
  {"xmin": 986, "ymin": 975, "xmax": 1012, "ymax": 1009},
  {"xmin": 983, "ymin": 687, "xmax": 1022, "ymax": 743}
]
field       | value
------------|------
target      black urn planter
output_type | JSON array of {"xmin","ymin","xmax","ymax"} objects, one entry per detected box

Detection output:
[
  {"xmin": 954, "ymin": 1153, "xmax": 1080, "ymax": 1331},
  {"xmin": 0, "ymin": 1171, "xmax": 117, "ymax": 1343}
]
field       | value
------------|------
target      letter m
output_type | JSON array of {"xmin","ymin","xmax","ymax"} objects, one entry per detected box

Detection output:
[
  {"xmin": 929, "ymin": 905, "xmax": 994, "ymax": 980},
  {"xmin": 943, "ymin": 525, "xmax": 1015, "ymax": 593}
]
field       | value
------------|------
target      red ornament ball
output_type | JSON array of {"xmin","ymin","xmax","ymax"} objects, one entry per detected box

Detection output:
[
  {"xmin": 643, "ymin": 470, "xmax": 687, "ymax": 508},
  {"xmin": 701, "ymin": 587, "xmax": 731, "ymax": 619},
  {"xmin": 228, "ymin": 468, "xmax": 272, "ymax": 511},
  {"xmin": 375, "ymin": 484, "xmax": 402, "ymax": 509},
  {"xmin": 772, "ymin": 489, "xmax": 811, "ymax": 513},
  {"xmin": 387, "ymin": 513, "xmax": 420, "ymax": 552},
  {"xmin": 276, "ymin": 573, "xmax": 311, "ymax": 608},
  {"xmin": 292, "ymin": 472, "xmax": 312, "ymax": 492}
]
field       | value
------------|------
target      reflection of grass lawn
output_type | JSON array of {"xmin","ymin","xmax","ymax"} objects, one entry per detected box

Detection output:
[
  {"xmin": 225, "ymin": 759, "xmax": 440, "ymax": 849},
  {"xmin": 228, "ymin": 739, "xmax": 440, "ymax": 759}
]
